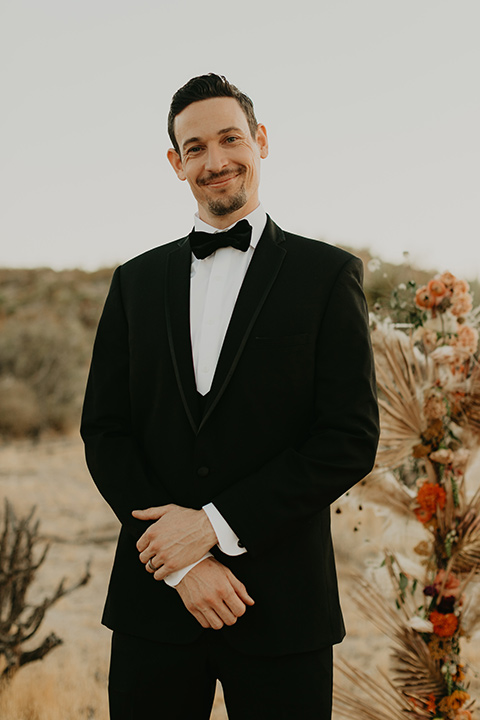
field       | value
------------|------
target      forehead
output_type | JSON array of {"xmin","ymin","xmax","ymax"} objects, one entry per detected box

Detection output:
[{"xmin": 174, "ymin": 97, "xmax": 250, "ymax": 146}]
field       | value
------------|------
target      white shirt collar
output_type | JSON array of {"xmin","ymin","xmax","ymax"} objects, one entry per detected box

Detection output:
[{"xmin": 193, "ymin": 204, "xmax": 267, "ymax": 250}]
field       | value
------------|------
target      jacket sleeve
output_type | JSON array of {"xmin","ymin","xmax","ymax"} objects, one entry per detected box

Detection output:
[
  {"xmin": 80, "ymin": 266, "xmax": 173, "ymax": 539},
  {"xmin": 211, "ymin": 256, "xmax": 380, "ymax": 557}
]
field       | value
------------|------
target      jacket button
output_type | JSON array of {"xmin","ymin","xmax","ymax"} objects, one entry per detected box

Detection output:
[{"xmin": 197, "ymin": 466, "xmax": 209, "ymax": 477}]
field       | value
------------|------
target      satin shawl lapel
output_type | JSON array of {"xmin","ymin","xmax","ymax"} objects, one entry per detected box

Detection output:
[
  {"xmin": 200, "ymin": 217, "xmax": 286, "ymax": 430},
  {"xmin": 165, "ymin": 237, "xmax": 198, "ymax": 434}
]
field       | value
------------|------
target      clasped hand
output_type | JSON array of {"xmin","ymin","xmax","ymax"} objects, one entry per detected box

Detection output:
[
  {"xmin": 132, "ymin": 504, "xmax": 217, "ymax": 580},
  {"xmin": 132, "ymin": 504, "xmax": 255, "ymax": 629}
]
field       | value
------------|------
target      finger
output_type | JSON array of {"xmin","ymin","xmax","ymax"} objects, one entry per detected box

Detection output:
[
  {"xmin": 146, "ymin": 557, "xmax": 160, "ymax": 574},
  {"xmin": 222, "ymin": 591, "xmax": 247, "ymax": 619},
  {"xmin": 228, "ymin": 573, "xmax": 255, "ymax": 606},
  {"xmin": 132, "ymin": 506, "xmax": 165, "ymax": 520},
  {"xmin": 138, "ymin": 546, "xmax": 156, "ymax": 563},
  {"xmin": 136, "ymin": 532, "xmax": 152, "ymax": 553},
  {"xmin": 215, "ymin": 601, "xmax": 240, "ymax": 627},
  {"xmin": 153, "ymin": 566, "xmax": 170, "ymax": 581},
  {"xmin": 201, "ymin": 608, "xmax": 224, "ymax": 630},
  {"xmin": 191, "ymin": 610, "xmax": 212, "ymax": 629}
]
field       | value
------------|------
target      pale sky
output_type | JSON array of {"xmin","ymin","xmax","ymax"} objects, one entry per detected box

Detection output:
[{"xmin": 1, "ymin": 0, "xmax": 479, "ymax": 279}]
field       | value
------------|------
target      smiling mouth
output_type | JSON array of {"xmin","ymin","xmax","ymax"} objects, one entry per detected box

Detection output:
[{"xmin": 199, "ymin": 170, "xmax": 242, "ymax": 188}]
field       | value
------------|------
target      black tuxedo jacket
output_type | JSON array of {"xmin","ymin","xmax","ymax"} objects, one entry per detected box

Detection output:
[{"xmin": 81, "ymin": 216, "xmax": 379, "ymax": 656}]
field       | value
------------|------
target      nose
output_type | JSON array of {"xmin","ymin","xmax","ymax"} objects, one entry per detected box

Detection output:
[{"xmin": 204, "ymin": 144, "xmax": 228, "ymax": 174}]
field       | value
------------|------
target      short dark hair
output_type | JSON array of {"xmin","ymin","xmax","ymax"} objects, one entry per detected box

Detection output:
[{"xmin": 168, "ymin": 74, "xmax": 258, "ymax": 155}]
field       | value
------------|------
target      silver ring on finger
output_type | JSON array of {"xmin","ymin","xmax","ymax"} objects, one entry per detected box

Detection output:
[{"xmin": 147, "ymin": 558, "xmax": 158, "ymax": 572}]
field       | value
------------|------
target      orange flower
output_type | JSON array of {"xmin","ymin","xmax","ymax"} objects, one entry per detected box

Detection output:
[
  {"xmin": 439, "ymin": 689, "xmax": 470, "ymax": 711},
  {"xmin": 429, "ymin": 610, "xmax": 459, "ymax": 637},
  {"xmin": 428, "ymin": 278, "xmax": 447, "ymax": 304},
  {"xmin": 415, "ymin": 286, "xmax": 436, "ymax": 309},
  {"xmin": 414, "ymin": 482, "xmax": 446, "ymax": 523},
  {"xmin": 426, "ymin": 694, "xmax": 437, "ymax": 712}
]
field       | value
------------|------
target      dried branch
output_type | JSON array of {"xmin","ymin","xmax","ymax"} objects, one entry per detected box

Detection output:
[{"xmin": 0, "ymin": 499, "xmax": 90, "ymax": 684}]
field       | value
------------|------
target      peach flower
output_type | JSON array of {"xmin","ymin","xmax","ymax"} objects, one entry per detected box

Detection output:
[
  {"xmin": 453, "ymin": 279, "xmax": 470, "ymax": 294},
  {"xmin": 455, "ymin": 324, "xmax": 479, "ymax": 355},
  {"xmin": 440, "ymin": 271, "xmax": 457, "ymax": 288},
  {"xmin": 424, "ymin": 391, "xmax": 447, "ymax": 421},
  {"xmin": 433, "ymin": 569, "xmax": 462, "ymax": 598},
  {"xmin": 455, "ymin": 710, "xmax": 473, "ymax": 720},
  {"xmin": 451, "ymin": 293, "xmax": 473, "ymax": 317}
]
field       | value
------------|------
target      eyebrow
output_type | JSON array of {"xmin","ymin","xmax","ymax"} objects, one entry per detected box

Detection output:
[{"xmin": 181, "ymin": 126, "xmax": 244, "ymax": 153}]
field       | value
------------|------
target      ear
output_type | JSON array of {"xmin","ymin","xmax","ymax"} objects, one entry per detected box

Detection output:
[
  {"xmin": 256, "ymin": 124, "xmax": 269, "ymax": 159},
  {"xmin": 167, "ymin": 148, "xmax": 186, "ymax": 181}
]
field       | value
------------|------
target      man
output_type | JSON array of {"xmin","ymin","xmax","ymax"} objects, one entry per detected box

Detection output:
[{"xmin": 81, "ymin": 74, "xmax": 379, "ymax": 719}]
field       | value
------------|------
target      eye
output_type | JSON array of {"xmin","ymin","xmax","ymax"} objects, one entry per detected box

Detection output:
[
  {"xmin": 186, "ymin": 145, "xmax": 203, "ymax": 155},
  {"xmin": 225, "ymin": 136, "xmax": 238, "ymax": 144}
]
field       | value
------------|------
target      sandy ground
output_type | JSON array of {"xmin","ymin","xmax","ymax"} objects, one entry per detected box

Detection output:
[{"xmin": 0, "ymin": 436, "xmax": 479, "ymax": 718}]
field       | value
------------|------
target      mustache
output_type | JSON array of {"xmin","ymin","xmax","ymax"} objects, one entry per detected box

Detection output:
[{"xmin": 198, "ymin": 168, "xmax": 245, "ymax": 186}]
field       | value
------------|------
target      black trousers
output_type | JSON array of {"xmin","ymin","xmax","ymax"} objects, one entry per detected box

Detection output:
[{"xmin": 109, "ymin": 630, "xmax": 333, "ymax": 719}]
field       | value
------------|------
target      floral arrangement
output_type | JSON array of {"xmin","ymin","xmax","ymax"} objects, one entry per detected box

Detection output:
[{"xmin": 334, "ymin": 271, "xmax": 480, "ymax": 720}]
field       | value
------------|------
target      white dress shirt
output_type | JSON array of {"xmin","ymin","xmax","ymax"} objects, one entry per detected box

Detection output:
[{"xmin": 164, "ymin": 205, "xmax": 267, "ymax": 587}]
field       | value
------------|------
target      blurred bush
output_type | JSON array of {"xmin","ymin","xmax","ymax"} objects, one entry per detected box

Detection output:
[{"xmin": 0, "ymin": 267, "xmax": 113, "ymax": 438}]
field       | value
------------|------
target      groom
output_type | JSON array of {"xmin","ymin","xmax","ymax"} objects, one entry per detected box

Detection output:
[{"xmin": 81, "ymin": 74, "xmax": 379, "ymax": 719}]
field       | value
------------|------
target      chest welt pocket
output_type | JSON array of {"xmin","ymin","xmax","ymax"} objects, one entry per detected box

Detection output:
[{"xmin": 254, "ymin": 333, "xmax": 310, "ymax": 347}]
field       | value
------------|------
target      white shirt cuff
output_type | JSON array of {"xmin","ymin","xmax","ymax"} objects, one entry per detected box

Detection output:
[
  {"xmin": 163, "ymin": 552, "xmax": 212, "ymax": 587},
  {"xmin": 203, "ymin": 502, "xmax": 247, "ymax": 556}
]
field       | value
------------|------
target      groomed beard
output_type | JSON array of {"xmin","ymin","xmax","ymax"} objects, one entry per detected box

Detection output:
[
  {"xmin": 199, "ymin": 168, "xmax": 248, "ymax": 217},
  {"xmin": 207, "ymin": 186, "xmax": 248, "ymax": 217}
]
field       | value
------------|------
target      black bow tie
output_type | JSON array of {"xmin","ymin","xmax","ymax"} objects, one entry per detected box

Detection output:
[{"xmin": 189, "ymin": 219, "xmax": 252, "ymax": 260}]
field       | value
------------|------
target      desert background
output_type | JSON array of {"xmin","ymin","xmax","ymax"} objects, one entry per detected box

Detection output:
[{"xmin": 1, "ymin": 259, "xmax": 479, "ymax": 719}]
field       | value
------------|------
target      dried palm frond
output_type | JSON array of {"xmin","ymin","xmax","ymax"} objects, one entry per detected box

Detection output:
[
  {"xmin": 373, "ymin": 332, "xmax": 427, "ymax": 470},
  {"xmin": 452, "ymin": 486, "xmax": 480, "ymax": 574},
  {"xmin": 334, "ymin": 658, "xmax": 431, "ymax": 720},
  {"xmin": 464, "ymin": 362, "xmax": 480, "ymax": 439},
  {"xmin": 352, "ymin": 566, "xmax": 445, "ymax": 699}
]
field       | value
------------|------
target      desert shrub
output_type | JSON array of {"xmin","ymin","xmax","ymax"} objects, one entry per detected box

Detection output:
[
  {"xmin": 0, "ymin": 315, "xmax": 89, "ymax": 436},
  {"xmin": 0, "ymin": 376, "xmax": 42, "ymax": 437}
]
